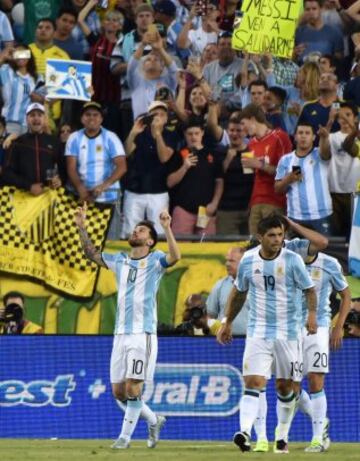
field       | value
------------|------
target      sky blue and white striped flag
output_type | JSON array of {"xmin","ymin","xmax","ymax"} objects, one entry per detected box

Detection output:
[
  {"xmin": 46, "ymin": 59, "xmax": 92, "ymax": 101},
  {"xmin": 349, "ymin": 195, "xmax": 360, "ymax": 277}
]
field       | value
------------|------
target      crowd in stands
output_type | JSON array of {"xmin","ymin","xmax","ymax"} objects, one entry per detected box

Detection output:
[{"xmin": 0, "ymin": 0, "xmax": 360, "ymax": 242}]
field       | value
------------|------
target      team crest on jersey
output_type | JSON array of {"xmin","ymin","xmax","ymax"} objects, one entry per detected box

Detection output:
[
  {"xmin": 139, "ymin": 260, "xmax": 146, "ymax": 268},
  {"xmin": 96, "ymin": 145, "xmax": 103, "ymax": 153},
  {"xmin": 311, "ymin": 269, "xmax": 321, "ymax": 280},
  {"xmin": 276, "ymin": 265, "xmax": 285, "ymax": 276}
]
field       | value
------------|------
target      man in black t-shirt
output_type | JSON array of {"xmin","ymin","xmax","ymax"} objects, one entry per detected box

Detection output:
[
  {"xmin": 122, "ymin": 101, "xmax": 179, "ymax": 237},
  {"xmin": 166, "ymin": 119, "xmax": 224, "ymax": 235}
]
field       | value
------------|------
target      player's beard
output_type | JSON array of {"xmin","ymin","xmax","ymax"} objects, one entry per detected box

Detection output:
[{"xmin": 128, "ymin": 236, "xmax": 147, "ymax": 247}]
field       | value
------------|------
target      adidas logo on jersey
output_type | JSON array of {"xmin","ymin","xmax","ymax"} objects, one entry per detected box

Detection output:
[{"xmin": 254, "ymin": 269, "xmax": 261, "ymax": 274}]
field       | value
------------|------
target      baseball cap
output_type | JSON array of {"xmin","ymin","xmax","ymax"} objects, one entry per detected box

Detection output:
[
  {"xmin": 148, "ymin": 100, "xmax": 168, "ymax": 112},
  {"xmin": 153, "ymin": 0, "xmax": 176, "ymax": 17},
  {"xmin": 26, "ymin": 103, "xmax": 45, "ymax": 115},
  {"xmin": 81, "ymin": 101, "xmax": 103, "ymax": 115}
]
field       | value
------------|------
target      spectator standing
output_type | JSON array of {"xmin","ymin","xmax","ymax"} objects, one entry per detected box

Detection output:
[
  {"xmin": 127, "ymin": 31, "xmax": 177, "ymax": 119},
  {"xmin": 122, "ymin": 100, "xmax": 177, "ymax": 237},
  {"xmin": 263, "ymin": 87, "xmax": 287, "ymax": 132},
  {"xmin": 207, "ymin": 247, "xmax": 248, "ymax": 335},
  {"xmin": 294, "ymin": 0, "xmax": 344, "ymax": 64},
  {"xmin": 1, "ymin": 103, "xmax": 62, "ymax": 196},
  {"xmin": 29, "ymin": 18, "xmax": 70, "ymax": 78},
  {"xmin": 239, "ymin": 104, "xmax": 292, "ymax": 236},
  {"xmin": 298, "ymin": 72, "xmax": 340, "ymax": 144},
  {"xmin": 166, "ymin": 119, "xmax": 224, "ymax": 235},
  {"xmin": 177, "ymin": 1, "xmax": 221, "ymax": 55},
  {"xmin": 78, "ymin": 1, "xmax": 123, "ymax": 135},
  {"xmin": 275, "ymin": 123, "xmax": 332, "ymax": 235},
  {"xmin": 65, "ymin": 101, "xmax": 127, "ymax": 207},
  {"xmin": 328, "ymin": 102, "xmax": 360, "ymax": 238},
  {"xmin": 207, "ymin": 105, "xmax": 254, "ymax": 235},
  {"xmin": 0, "ymin": 45, "xmax": 40, "ymax": 135},
  {"xmin": 53, "ymin": 7, "xmax": 84, "ymax": 60},
  {"xmin": 0, "ymin": 9, "xmax": 14, "ymax": 49},
  {"xmin": 202, "ymin": 31, "xmax": 243, "ymax": 110}
]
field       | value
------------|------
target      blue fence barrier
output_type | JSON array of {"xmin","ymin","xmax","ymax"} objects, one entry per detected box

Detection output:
[{"xmin": 0, "ymin": 336, "xmax": 359, "ymax": 441}]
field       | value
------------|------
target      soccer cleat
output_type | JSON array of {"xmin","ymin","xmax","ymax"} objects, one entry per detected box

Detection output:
[
  {"xmin": 147, "ymin": 415, "xmax": 166, "ymax": 448},
  {"xmin": 322, "ymin": 417, "xmax": 331, "ymax": 450},
  {"xmin": 233, "ymin": 431, "xmax": 251, "ymax": 452},
  {"xmin": 111, "ymin": 437, "xmax": 130, "ymax": 449},
  {"xmin": 254, "ymin": 439, "xmax": 269, "ymax": 452},
  {"xmin": 273, "ymin": 439, "xmax": 289, "ymax": 454},
  {"xmin": 304, "ymin": 439, "xmax": 325, "ymax": 453}
]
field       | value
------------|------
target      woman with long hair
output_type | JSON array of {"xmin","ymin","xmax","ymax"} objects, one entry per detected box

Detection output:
[{"xmin": 0, "ymin": 44, "xmax": 41, "ymax": 135}]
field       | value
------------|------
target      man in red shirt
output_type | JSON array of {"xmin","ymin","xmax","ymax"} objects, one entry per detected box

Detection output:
[{"xmin": 240, "ymin": 104, "xmax": 293, "ymax": 235}]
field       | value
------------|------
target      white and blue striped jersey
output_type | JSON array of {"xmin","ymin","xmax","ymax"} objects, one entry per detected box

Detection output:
[
  {"xmin": 275, "ymin": 148, "xmax": 332, "ymax": 220},
  {"xmin": 102, "ymin": 250, "xmax": 170, "ymax": 335},
  {"xmin": 56, "ymin": 75, "xmax": 89, "ymax": 99},
  {"xmin": 0, "ymin": 64, "xmax": 35, "ymax": 126},
  {"xmin": 0, "ymin": 12, "xmax": 14, "ymax": 48},
  {"xmin": 65, "ymin": 128, "xmax": 125, "ymax": 203},
  {"xmin": 285, "ymin": 238, "xmax": 310, "ymax": 260},
  {"xmin": 303, "ymin": 253, "xmax": 348, "ymax": 328},
  {"xmin": 235, "ymin": 247, "xmax": 314, "ymax": 340}
]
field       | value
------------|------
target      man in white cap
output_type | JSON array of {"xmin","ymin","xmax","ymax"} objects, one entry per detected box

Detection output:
[
  {"xmin": 1, "ymin": 103, "xmax": 61, "ymax": 195},
  {"xmin": 122, "ymin": 100, "xmax": 178, "ymax": 237}
]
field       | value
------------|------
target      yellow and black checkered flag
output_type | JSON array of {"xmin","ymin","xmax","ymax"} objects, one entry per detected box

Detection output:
[{"xmin": 0, "ymin": 186, "xmax": 113, "ymax": 298}]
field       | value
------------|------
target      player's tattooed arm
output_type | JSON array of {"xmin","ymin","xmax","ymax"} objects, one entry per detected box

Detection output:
[
  {"xmin": 78, "ymin": 226, "xmax": 106, "ymax": 267},
  {"xmin": 225, "ymin": 287, "xmax": 247, "ymax": 323},
  {"xmin": 75, "ymin": 204, "xmax": 106, "ymax": 267}
]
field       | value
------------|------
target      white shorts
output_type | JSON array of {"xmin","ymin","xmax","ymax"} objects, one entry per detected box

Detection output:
[
  {"xmin": 302, "ymin": 326, "xmax": 330, "ymax": 375},
  {"xmin": 110, "ymin": 333, "xmax": 158, "ymax": 384},
  {"xmin": 243, "ymin": 337, "xmax": 302, "ymax": 380}
]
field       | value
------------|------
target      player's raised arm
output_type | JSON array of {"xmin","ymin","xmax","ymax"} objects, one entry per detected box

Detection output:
[
  {"xmin": 331, "ymin": 286, "xmax": 351, "ymax": 350},
  {"xmin": 284, "ymin": 217, "xmax": 328, "ymax": 255},
  {"xmin": 217, "ymin": 286, "xmax": 247, "ymax": 345},
  {"xmin": 159, "ymin": 210, "xmax": 181, "ymax": 266},
  {"xmin": 74, "ymin": 203, "xmax": 107, "ymax": 267}
]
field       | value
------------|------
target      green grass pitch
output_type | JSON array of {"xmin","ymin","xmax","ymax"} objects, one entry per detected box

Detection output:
[{"xmin": 0, "ymin": 440, "xmax": 359, "ymax": 461}]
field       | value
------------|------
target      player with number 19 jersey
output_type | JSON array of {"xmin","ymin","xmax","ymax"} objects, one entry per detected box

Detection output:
[
  {"xmin": 235, "ymin": 247, "xmax": 314, "ymax": 340},
  {"xmin": 102, "ymin": 250, "xmax": 170, "ymax": 335}
]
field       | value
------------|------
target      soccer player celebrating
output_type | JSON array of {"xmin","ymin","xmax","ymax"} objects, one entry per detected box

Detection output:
[
  {"xmin": 75, "ymin": 205, "xmax": 181, "ymax": 449},
  {"xmin": 217, "ymin": 215, "xmax": 317, "ymax": 454}
]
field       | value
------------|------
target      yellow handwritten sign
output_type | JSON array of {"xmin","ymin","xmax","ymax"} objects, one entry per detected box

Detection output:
[{"xmin": 232, "ymin": 0, "xmax": 302, "ymax": 59}]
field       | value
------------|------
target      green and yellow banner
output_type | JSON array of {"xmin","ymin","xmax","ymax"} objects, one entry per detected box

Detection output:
[
  {"xmin": 0, "ymin": 187, "xmax": 112, "ymax": 298},
  {"xmin": 232, "ymin": 0, "xmax": 302, "ymax": 58}
]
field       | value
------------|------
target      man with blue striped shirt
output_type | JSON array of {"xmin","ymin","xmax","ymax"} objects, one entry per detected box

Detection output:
[
  {"xmin": 275, "ymin": 123, "xmax": 332, "ymax": 235},
  {"xmin": 65, "ymin": 101, "xmax": 127, "ymax": 204},
  {"xmin": 75, "ymin": 206, "xmax": 180, "ymax": 450},
  {"xmin": 217, "ymin": 216, "xmax": 317, "ymax": 454},
  {"xmin": 293, "ymin": 252, "xmax": 351, "ymax": 452}
]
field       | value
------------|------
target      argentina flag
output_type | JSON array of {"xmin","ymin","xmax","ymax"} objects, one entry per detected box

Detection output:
[
  {"xmin": 349, "ymin": 195, "xmax": 360, "ymax": 277},
  {"xmin": 46, "ymin": 59, "xmax": 92, "ymax": 101}
]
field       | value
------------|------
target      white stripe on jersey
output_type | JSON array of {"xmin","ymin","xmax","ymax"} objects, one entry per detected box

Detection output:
[
  {"xmin": 235, "ymin": 247, "xmax": 314, "ymax": 340},
  {"xmin": 65, "ymin": 128, "xmax": 125, "ymax": 202},
  {"xmin": 275, "ymin": 148, "xmax": 332, "ymax": 220},
  {"xmin": 102, "ymin": 250, "xmax": 168, "ymax": 334}
]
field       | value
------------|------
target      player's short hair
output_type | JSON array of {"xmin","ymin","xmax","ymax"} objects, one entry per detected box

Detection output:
[
  {"xmin": 257, "ymin": 216, "xmax": 284, "ymax": 236},
  {"xmin": 3, "ymin": 291, "xmax": 25, "ymax": 306},
  {"xmin": 136, "ymin": 220, "xmax": 158, "ymax": 248}
]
